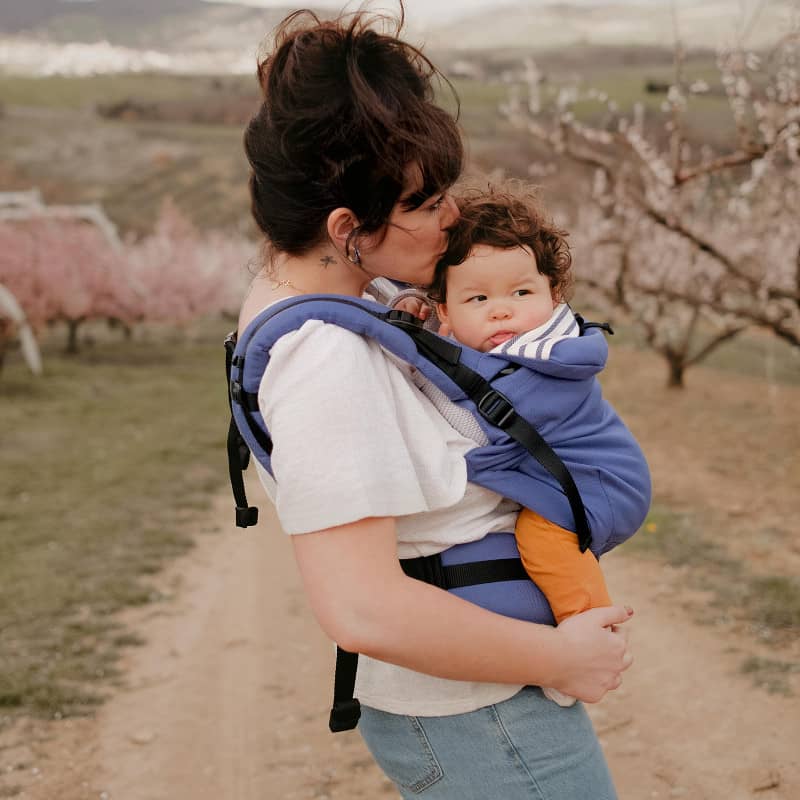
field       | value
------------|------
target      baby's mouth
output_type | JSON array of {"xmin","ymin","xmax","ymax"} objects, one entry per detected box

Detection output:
[{"xmin": 489, "ymin": 331, "xmax": 515, "ymax": 346}]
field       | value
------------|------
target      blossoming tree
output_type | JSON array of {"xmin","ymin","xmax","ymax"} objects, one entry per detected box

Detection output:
[
  {"xmin": 502, "ymin": 9, "xmax": 800, "ymax": 386},
  {"xmin": 0, "ymin": 193, "xmax": 254, "ymax": 362}
]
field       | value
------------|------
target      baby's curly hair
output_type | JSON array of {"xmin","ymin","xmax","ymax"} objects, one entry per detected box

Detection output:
[{"xmin": 430, "ymin": 183, "xmax": 573, "ymax": 304}]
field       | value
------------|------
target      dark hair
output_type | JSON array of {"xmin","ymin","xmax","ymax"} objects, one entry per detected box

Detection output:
[
  {"xmin": 243, "ymin": 6, "xmax": 464, "ymax": 257},
  {"xmin": 429, "ymin": 184, "xmax": 574, "ymax": 303}
]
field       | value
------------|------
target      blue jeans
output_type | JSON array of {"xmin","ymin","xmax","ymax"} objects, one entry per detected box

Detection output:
[{"xmin": 358, "ymin": 687, "xmax": 617, "ymax": 799}]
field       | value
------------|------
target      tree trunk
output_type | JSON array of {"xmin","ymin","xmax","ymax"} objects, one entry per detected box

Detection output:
[
  {"xmin": 666, "ymin": 354, "xmax": 686, "ymax": 389},
  {"xmin": 795, "ymin": 243, "xmax": 800, "ymax": 312},
  {"xmin": 65, "ymin": 318, "xmax": 83, "ymax": 355}
]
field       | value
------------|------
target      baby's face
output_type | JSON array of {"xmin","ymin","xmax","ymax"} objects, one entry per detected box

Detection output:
[{"xmin": 437, "ymin": 244, "xmax": 557, "ymax": 352}]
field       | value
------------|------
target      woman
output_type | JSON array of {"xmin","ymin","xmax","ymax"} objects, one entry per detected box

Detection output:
[{"xmin": 238, "ymin": 6, "xmax": 632, "ymax": 798}]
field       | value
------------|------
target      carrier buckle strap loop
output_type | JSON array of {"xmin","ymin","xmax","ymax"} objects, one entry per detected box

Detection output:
[{"xmin": 477, "ymin": 389, "xmax": 516, "ymax": 429}]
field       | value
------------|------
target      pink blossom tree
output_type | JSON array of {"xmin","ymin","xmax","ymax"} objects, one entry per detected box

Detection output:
[
  {"xmin": 0, "ymin": 196, "xmax": 254, "ymax": 361},
  {"xmin": 0, "ymin": 216, "xmax": 138, "ymax": 353},
  {"xmin": 124, "ymin": 198, "xmax": 253, "ymax": 326}
]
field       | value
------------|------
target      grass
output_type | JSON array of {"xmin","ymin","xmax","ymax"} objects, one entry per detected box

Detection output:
[
  {"xmin": 602, "ymin": 318, "xmax": 800, "ymax": 389},
  {"xmin": 0, "ymin": 108, "xmax": 251, "ymax": 236},
  {"xmin": 620, "ymin": 505, "xmax": 800, "ymax": 691},
  {"xmin": 0, "ymin": 319, "xmax": 232, "ymax": 717},
  {"xmin": 0, "ymin": 58, "xmax": 746, "ymax": 237},
  {"xmin": 0, "ymin": 73, "xmax": 254, "ymax": 111},
  {"xmin": 740, "ymin": 656, "xmax": 800, "ymax": 696}
]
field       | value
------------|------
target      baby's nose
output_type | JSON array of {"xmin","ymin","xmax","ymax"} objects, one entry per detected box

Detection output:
[{"xmin": 489, "ymin": 304, "xmax": 511, "ymax": 319}]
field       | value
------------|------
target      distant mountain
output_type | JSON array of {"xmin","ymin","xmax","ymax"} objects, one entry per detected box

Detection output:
[
  {"xmin": 0, "ymin": 0, "xmax": 297, "ymax": 49},
  {"xmin": 423, "ymin": 1, "xmax": 792, "ymax": 51},
  {"xmin": 0, "ymin": 0, "xmax": 199, "ymax": 36},
  {"xmin": 0, "ymin": 0, "xmax": 791, "ymax": 77}
]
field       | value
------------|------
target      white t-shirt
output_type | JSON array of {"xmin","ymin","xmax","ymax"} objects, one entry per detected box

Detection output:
[{"xmin": 255, "ymin": 318, "xmax": 522, "ymax": 716}]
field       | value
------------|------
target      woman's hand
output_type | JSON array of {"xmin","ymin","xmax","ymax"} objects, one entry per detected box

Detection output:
[{"xmin": 549, "ymin": 605, "xmax": 634, "ymax": 703}]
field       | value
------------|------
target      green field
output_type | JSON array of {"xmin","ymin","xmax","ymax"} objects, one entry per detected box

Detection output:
[
  {"xmin": 0, "ymin": 72, "xmax": 255, "ymax": 110},
  {"xmin": 0, "ymin": 53, "xmax": 740, "ymax": 236},
  {"xmin": 0, "ymin": 321, "xmax": 232, "ymax": 716}
]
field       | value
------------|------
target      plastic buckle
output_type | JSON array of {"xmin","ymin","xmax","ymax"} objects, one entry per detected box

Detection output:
[
  {"xmin": 223, "ymin": 331, "xmax": 237, "ymax": 353},
  {"xmin": 329, "ymin": 699, "xmax": 362, "ymax": 732},
  {"xmin": 477, "ymin": 389, "xmax": 516, "ymax": 429},
  {"xmin": 230, "ymin": 380, "xmax": 243, "ymax": 404},
  {"xmin": 386, "ymin": 309, "xmax": 424, "ymax": 330},
  {"xmin": 235, "ymin": 506, "xmax": 259, "ymax": 528}
]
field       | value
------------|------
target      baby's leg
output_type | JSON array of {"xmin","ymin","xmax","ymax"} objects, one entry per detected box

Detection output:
[
  {"xmin": 515, "ymin": 508, "xmax": 613, "ymax": 707},
  {"xmin": 515, "ymin": 507, "xmax": 612, "ymax": 625}
]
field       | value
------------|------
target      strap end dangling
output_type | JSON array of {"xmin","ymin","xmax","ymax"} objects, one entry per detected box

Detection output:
[
  {"xmin": 329, "ymin": 698, "xmax": 361, "ymax": 732},
  {"xmin": 235, "ymin": 506, "xmax": 259, "ymax": 528}
]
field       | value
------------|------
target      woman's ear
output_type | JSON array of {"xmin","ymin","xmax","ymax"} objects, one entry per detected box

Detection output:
[{"xmin": 326, "ymin": 208, "xmax": 360, "ymax": 254}]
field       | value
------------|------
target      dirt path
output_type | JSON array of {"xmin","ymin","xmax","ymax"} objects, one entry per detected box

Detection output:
[{"xmin": 5, "ymin": 489, "xmax": 799, "ymax": 800}]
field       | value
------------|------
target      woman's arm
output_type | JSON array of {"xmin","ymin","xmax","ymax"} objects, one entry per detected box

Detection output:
[{"xmin": 293, "ymin": 516, "xmax": 633, "ymax": 703}]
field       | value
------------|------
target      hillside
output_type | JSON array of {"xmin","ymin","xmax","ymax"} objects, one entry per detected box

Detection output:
[
  {"xmin": 0, "ymin": 0, "xmax": 297, "ymax": 49},
  {"xmin": 1, "ymin": 0, "xmax": 793, "ymax": 54},
  {"xmin": 1, "ymin": 0, "xmax": 200, "ymax": 38}
]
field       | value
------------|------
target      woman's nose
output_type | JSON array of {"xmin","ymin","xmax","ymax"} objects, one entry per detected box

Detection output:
[{"xmin": 440, "ymin": 194, "xmax": 460, "ymax": 229}]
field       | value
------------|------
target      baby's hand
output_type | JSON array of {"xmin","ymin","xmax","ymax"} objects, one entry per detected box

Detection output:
[{"xmin": 393, "ymin": 296, "xmax": 431, "ymax": 322}]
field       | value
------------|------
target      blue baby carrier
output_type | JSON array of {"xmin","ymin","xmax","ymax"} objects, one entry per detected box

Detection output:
[{"xmin": 225, "ymin": 294, "xmax": 651, "ymax": 731}]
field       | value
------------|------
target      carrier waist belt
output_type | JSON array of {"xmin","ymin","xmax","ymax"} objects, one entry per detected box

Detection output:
[{"xmin": 400, "ymin": 552, "xmax": 529, "ymax": 589}]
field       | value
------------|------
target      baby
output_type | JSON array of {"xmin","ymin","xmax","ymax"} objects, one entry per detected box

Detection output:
[{"xmin": 395, "ymin": 185, "xmax": 624, "ymax": 706}]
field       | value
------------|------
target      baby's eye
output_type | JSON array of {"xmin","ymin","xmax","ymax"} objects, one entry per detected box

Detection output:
[
  {"xmin": 467, "ymin": 294, "xmax": 487, "ymax": 303},
  {"xmin": 513, "ymin": 289, "xmax": 532, "ymax": 297}
]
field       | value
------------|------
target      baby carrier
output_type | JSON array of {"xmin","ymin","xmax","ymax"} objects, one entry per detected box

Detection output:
[{"xmin": 225, "ymin": 294, "xmax": 651, "ymax": 731}]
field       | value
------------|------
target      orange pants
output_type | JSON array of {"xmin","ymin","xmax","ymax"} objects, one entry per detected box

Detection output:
[{"xmin": 515, "ymin": 507, "xmax": 612, "ymax": 624}]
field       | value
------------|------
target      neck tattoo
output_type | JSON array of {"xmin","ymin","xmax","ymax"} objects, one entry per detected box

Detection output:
[{"xmin": 320, "ymin": 255, "xmax": 336, "ymax": 267}]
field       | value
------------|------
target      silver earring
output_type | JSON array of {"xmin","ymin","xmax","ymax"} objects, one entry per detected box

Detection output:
[{"xmin": 348, "ymin": 243, "xmax": 361, "ymax": 265}]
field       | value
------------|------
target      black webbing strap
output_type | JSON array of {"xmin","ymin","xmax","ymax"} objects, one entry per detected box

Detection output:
[
  {"xmin": 394, "ymin": 322, "xmax": 593, "ymax": 554},
  {"xmin": 575, "ymin": 313, "xmax": 614, "ymax": 337},
  {"xmin": 225, "ymin": 332, "xmax": 259, "ymax": 529},
  {"xmin": 401, "ymin": 554, "xmax": 529, "ymax": 587},
  {"xmin": 329, "ymin": 648, "xmax": 361, "ymax": 732}
]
